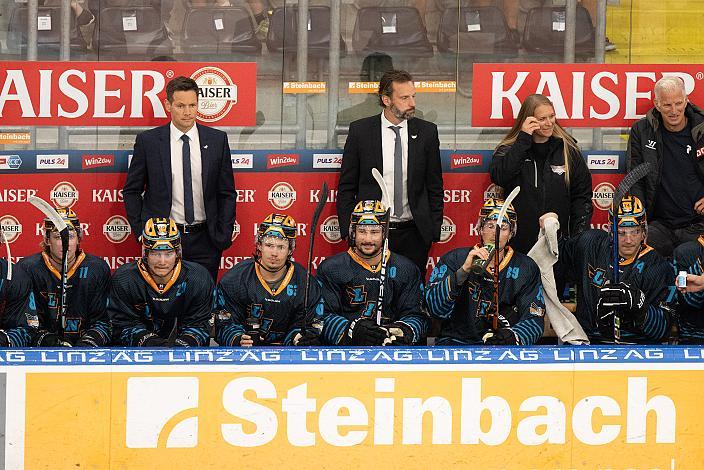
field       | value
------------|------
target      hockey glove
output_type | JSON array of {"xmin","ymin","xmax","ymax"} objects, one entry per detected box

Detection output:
[
  {"xmin": 346, "ymin": 317, "xmax": 390, "ymax": 346},
  {"xmin": 37, "ymin": 332, "xmax": 73, "ymax": 347},
  {"xmin": 597, "ymin": 282, "xmax": 647, "ymax": 327},
  {"xmin": 75, "ymin": 336, "xmax": 100, "ymax": 348},
  {"xmin": 482, "ymin": 328, "xmax": 520, "ymax": 345},
  {"xmin": 0, "ymin": 331, "xmax": 9, "ymax": 348},
  {"xmin": 141, "ymin": 335, "xmax": 170, "ymax": 347},
  {"xmin": 293, "ymin": 327, "xmax": 322, "ymax": 346},
  {"xmin": 383, "ymin": 322, "xmax": 415, "ymax": 346}
]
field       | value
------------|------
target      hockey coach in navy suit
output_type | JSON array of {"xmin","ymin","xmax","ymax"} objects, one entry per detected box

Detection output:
[{"xmin": 124, "ymin": 76, "xmax": 236, "ymax": 280}]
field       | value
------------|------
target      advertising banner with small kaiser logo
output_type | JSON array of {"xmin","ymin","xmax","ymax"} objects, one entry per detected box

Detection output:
[
  {"xmin": 0, "ymin": 62, "xmax": 256, "ymax": 126},
  {"xmin": 1, "ymin": 347, "xmax": 701, "ymax": 469}
]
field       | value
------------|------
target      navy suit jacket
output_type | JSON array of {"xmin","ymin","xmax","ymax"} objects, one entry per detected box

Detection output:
[
  {"xmin": 337, "ymin": 114, "xmax": 444, "ymax": 245},
  {"xmin": 123, "ymin": 123, "xmax": 236, "ymax": 251}
]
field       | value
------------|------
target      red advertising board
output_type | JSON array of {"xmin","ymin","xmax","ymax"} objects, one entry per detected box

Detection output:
[
  {"xmin": 0, "ymin": 62, "xmax": 256, "ymax": 126},
  {"xmin": 472, "ymin": 63, "xmax": 704, "ymax": 127}
]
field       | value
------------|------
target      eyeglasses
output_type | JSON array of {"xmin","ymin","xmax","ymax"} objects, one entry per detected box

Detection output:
[{"xmin": 482, "ymin": 221, "xmax": 510, "ymax": 232}]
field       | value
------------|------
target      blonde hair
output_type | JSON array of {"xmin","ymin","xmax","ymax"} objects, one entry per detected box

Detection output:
[{"xmin": 496, "ymin": 94, "xmax": 580, "ymax": 186}]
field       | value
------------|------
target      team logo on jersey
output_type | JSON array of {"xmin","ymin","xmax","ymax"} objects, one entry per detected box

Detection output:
[
  {"xmin": 483, "ymin": 183, "xmax": 503, "ymax": 201},
  {"xmin": 231, "ymin": 220, "xmax": 241, "ymax": 241},
  {"xmin": 592, "ymin": 182, "xmax": 615, "ymax": 211},
  {"xmin": 50, "ymin": 181, "xmax": 79, "ymax": 208},
  {"xmin": 191, "ymin": 66, "xmax": 238, "ymax": 123},
  {"xmin": 529, "ymin": 302, "xmax": 544, "ymax": 317},
  {"xmin": 320, "ymin": 215, "xmax": 342, "ymax": 244},
  {"xmin": 267, "ymin": 182, "xmax": 296, "ymax": 210},
  {"xmin": 0, "ymin": 215, "xmax": 22, "ymax": 243},
  {"xmin": 103, "ymin": 215, "xmax": 131, "ymax": 243},
  {"xmin": 346, "ymin": 285, "xmax": 368, "ymax": 305},
  {"xmin": 438, "ymin": 216, "xmax": 456, "ymax": 243},
  {"xmin": 588, "ymin": 263, "xmax": 607, "ymax": 288}
]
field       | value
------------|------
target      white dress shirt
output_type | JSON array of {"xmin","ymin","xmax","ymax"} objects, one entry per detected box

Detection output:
[
  {"xmin": 380, "ymin": 112, "xmax": 412, "ymax": 221},
  {"xmin": 169, "ymin": 122, "xmax": 206, "ymax": 224}
]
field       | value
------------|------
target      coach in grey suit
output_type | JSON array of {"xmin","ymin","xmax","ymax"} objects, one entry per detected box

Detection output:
[
  {"xmin": 123, "ymin": 76, "xmax": 236, "ymax": 280},
  {"xmin": 337, "ymin": 70, "xmax": 444, "ymax": 277}
]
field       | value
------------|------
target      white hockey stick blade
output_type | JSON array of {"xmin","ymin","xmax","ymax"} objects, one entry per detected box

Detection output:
[
  {"xmin": 497, "ymin": 186, "xmax": 520, "ymax": 226},
  {"xmin": 371, "ymin": 168, "xmax": 392, "ymax": 210},
  {"xmin": 28, "ymin": 195, "xmax": 67, "ymax": 233},
  {"xmin": 0, "ymin": 226, "xmax": 11, "ymax": 280}
]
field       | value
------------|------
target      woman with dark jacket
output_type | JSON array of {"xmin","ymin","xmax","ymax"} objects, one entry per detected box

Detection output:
[{"xmin": 490, "ymin": 94, "xmax": 593, "ymax": 254}]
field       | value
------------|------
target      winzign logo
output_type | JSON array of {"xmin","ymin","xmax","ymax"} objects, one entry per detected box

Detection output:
[
  {"xmin": 268, "ymin": 182, "xmax": 296, "ymax": 210},
  {"xmin": 267, "ymin": 153, "xmax": 299, "ymax": 169},
  {"xmin": 0, "ymin": 215, "xmax": 22, "ymax": 243},
  {"xmin": 103, "ymin": 215, "xmax": 131, "ymax": 243},
  {"xmin": 124, "ymin": 376, "xmax": 674, "ymax": 448},
  {"xmin": 472, "ymin": 64, "xmax": 703, "ymax": 127},
  {"xmin": 450, "ymin": 154, "xmax": 482, "ymax": 169},
  {"xmin": 320, "ymin": 216, "xmax": 342, "ymax": 244},
  {"xmin": 438, "ymin": 216, "xmax": 456, "ymax": 243},
  {"xmin": 192, "ymin": 66, "xmax": 238, "ymax": 122},
  {"xmin": 82, "ymin": 154, "xmax": 114, "ymax": 169},
  {"xmin": 593, "ymin": 182, "xmax": 616, "ymax": 211},
  {"xmin": 50, "ymin": 181, "xmax": 78, "ymax": 208}
]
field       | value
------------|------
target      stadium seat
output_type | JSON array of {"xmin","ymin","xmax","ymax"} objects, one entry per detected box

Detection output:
[
  {"xmin": 522, "ymin": 5, "xmax": 595, "ymax": 58},
  {"xmin": 6, "ymin": 6, "xmax": 89, "ymax": 59},
  {"xmin": 95, "ymin": 6, "xmax": 173, "ymax": 60},
  {"xmin": 437, "ymin": 5, "xmax": 518, "ymax": 58},
  {"xmin": 180, "ymin": 5, "xmax": 261, "ymax": 60},
  {"xmin": 352, "ymin": 6, "xmax": 433, "ymax": 57},
  {"xmin": 266, "ymin": 6, "xmax": 346, "ymax": 58}
]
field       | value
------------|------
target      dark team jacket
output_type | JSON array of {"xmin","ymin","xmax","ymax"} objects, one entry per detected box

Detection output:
[
  {"xmin": 490, "ymin": 131, "xmax": 593, "ymax": 253},
  {"xmin": 317, "ymin": 249, "xmax": 429, "ymax": 345},
  {"xmin": 18, "ymin": 252, "xmax": 111, "ymax": 346},
  {"xmin": 214, "ymin": 259, "xmax": 324, "ymax": 346},
  {"xmin": 627, "ymin": 103, "xmax": 704, "ymax": 214},
  {"xmin": 425, "ymin": 246, "xmax": 545, "ymax": 345},
  {"xmin": 109, "ymin": 260, "xmax": 212, "ymax": 347},
  {"xmin": 0, "ymin": 260, "xmax": 38, "ymax": 347},
  {"xmin": 673, "ymin": 236, "xmax": 704, "ymax": 341},
  {"xmin": 561, "ymin": 230, "xmax": 674, "ymax": 343}
]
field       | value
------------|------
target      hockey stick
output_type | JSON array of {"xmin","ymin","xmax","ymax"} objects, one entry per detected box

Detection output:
[
  {"xmin": 301, "ymin": 181, "xmax": 329, "ymax": 332},
  {"xmin": 491, "ymin": 187, "xmax": 521, "ymax": 330},
  {"xmin": 167, "ymin": 317, "xmax": 179, "ymax": 347},
  {"xmin": 28, "ymin": 196, "xmax": 69, "ymax": 338},
  {"xmin": 372, "ymin": 168, "xmax": 392, "ymax": 326},
  {"xmin": 0, "ymin": 225, "xmax": 11, "ymax": 280},
  {"xmin": 610, "ymin": 162, "xmax": 651, "ymax": 342}
]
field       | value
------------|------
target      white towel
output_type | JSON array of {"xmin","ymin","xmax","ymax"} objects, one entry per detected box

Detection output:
[{"xmin": 527, "ymin": 217, "xmax": 589, "ymax": 344}]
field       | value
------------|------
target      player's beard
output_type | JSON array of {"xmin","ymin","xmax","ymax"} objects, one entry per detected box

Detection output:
[{"xmin": 390, "ymin": 104, "xmax": 415, "ymax": 121}]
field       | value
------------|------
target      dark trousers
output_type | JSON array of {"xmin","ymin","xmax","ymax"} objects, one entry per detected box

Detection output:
[
  {"xmin": 647, "ymin": 220, "xmax": 704, "ymax": 258},
  {"xmin": 181, "ymin": 228, "xmax": 221, "ymax": 281},
  {"xmin": 388, "ymin": 222, "xmax": 431, "ymax": 280}
]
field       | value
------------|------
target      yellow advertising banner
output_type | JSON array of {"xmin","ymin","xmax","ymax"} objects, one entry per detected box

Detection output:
[
  {"xmin": 23, "ymin": 367, "xmax": 704, "ymax": 469},
  {"xmin": 282, "ymin": 82, "xmax": 327, "ymax": 94}
]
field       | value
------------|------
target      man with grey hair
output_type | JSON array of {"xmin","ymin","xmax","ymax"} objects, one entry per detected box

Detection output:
[{"xmin": 627, "ymin": 76, "xmax": 704, "ymax": 257}]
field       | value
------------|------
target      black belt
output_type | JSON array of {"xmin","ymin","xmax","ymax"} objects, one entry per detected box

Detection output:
[
  {"xmin": 388, "ymin": 220, "xmax": 415, "ymax": 230},
  {"xmin": 176, "ymin": 222, "xmax": 206, "ymax": 234}
]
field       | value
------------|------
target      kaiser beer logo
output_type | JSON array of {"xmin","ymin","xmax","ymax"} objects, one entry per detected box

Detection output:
[
  {"xmin": 267, "ymin": 153, "xmax": 299, "ymax": 169},
  {"xmin": 50, "ymin": 181, "xmax": 78, "ymax": 208},
  {"xmin": 484, "ymin": 184, "xmax": 503, "ymax": 201},
  {"xmin": 231, "ymin": 220, "xmax": 241, "ymax": 242},
  {"xmin": 103, "ymin": 215, "xmax": 131, "ymax": 243},
  {"xmin": 192, "ymin": 66, "xmax": 238, "ymax": 123},
  {"xmin": 320, "ymin": 215, "xmax": 342, "ymax": 244},
  {"xmin": 36, "ymin": 154, "xmax": 69, "ymax": 169},
  {"xmin": 0, "ymin": 154, "xmax": 22, "ymax": 170},
  {"xmin": 268, "ymin": 182, "xmax": 296, "ymax": 210},
  {"xmin": 593, "ymin": 182, "xmax": 616, "ymax": 211},
  {"xmin": 82, "ymin": 154, "xmax": 114, "ymax": 169},
  {"xmin": 450, "ymin": 154, "xmax": 482, "ymax": 169},
  {"xmin": 0, "ymin": 215, "xmax": 22, "ymax": 243},
  {"xmin": 439, "ymin": 216, "xmax": 456, "ymax": 243}
]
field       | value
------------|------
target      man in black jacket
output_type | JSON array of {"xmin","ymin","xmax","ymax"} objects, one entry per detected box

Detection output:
[
  {"xmin": 337, "ymin": 70, "xmax": 444, "ymax": 277},
  {"xmin": 627, "ymin": 76, "xmax": 704, "ymax": 257}
]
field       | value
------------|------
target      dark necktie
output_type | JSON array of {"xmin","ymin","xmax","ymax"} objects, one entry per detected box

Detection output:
[
  {"xmin": 389, "ymin": 125, "xmax": 403, "ymax": 217},
  {"xmin": 180, "ymin": 134, "xmax": 195, "ymax": 224}
]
